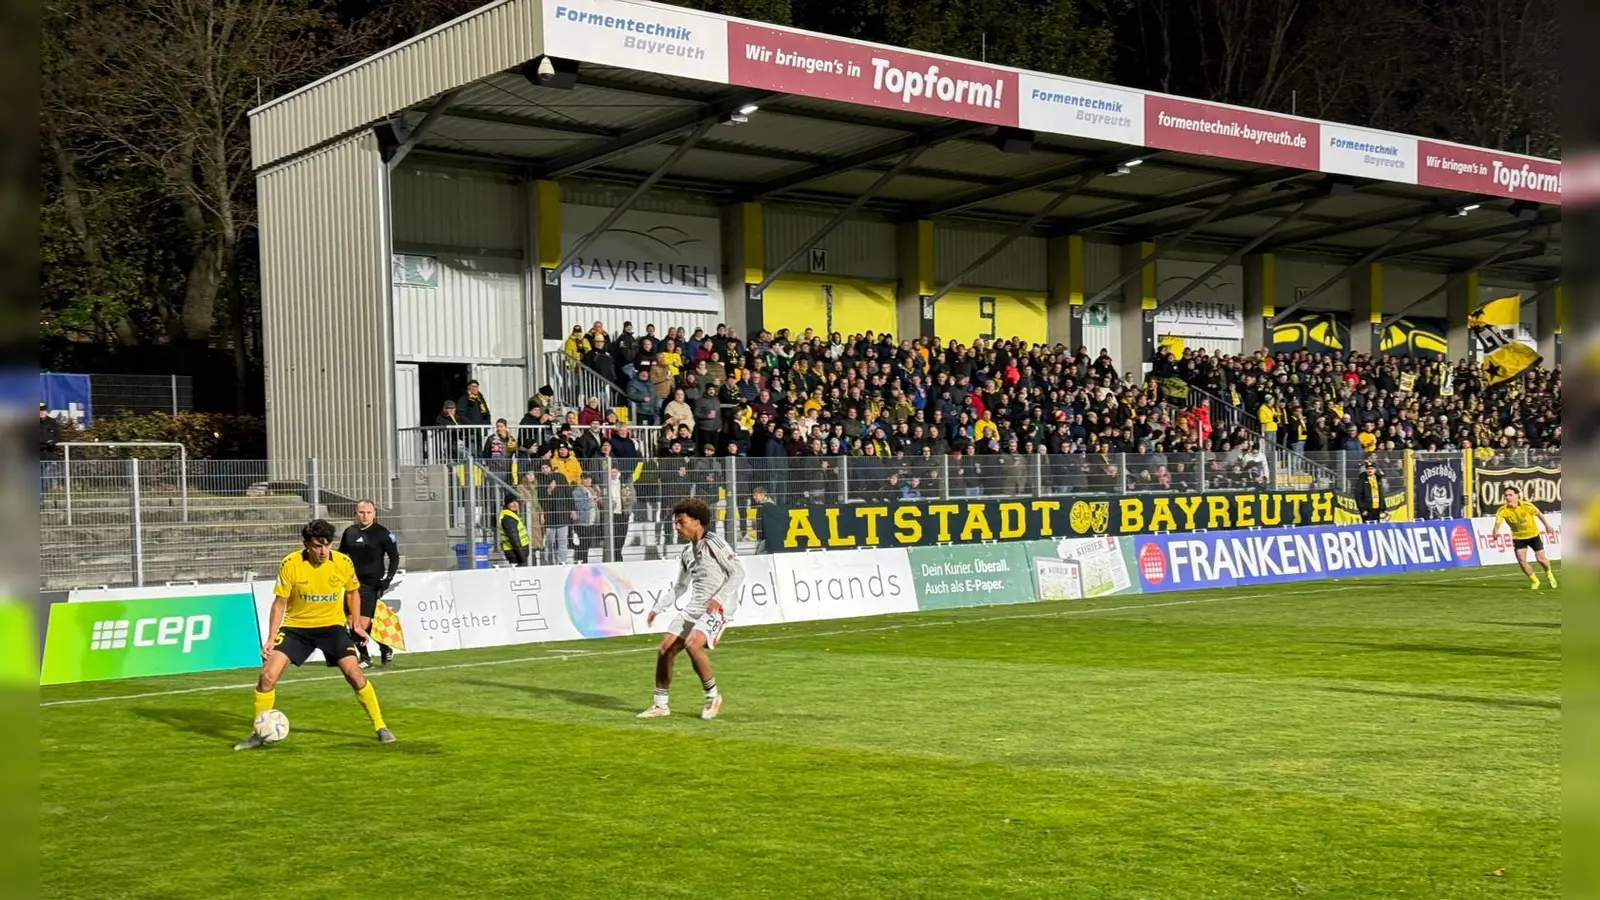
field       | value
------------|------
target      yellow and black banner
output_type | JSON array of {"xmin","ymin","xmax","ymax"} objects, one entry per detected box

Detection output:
[
  {"xmin": 762, "ymin": 490, "xmax": 1355, "ymax": 552},
  {"xmin": 1381, "ymin": 316, "xmax": 1449, "ymax": 360},
  {"xmin": 1472, "ymin": 465, "xmax": 1560, "ymax": 513},
  {"xmin": 1158, "ymin": 377, "xmax": 1191, "ymax": 401},
  {"xmin": 1272, "ymin": 310, "xmax": 1349, "ymax": 355}
]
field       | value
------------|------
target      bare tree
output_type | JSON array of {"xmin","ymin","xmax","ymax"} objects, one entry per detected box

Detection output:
[{"xmin": 44, "ymin": 0, "xmax": 380, "ymax": 353}]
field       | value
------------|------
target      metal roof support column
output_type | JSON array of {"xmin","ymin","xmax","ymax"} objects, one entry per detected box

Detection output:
[
  {"xmin": 550, "ymin": 119, "xmax": 718, "ymax": 283},
  {"xmin": 385, "ymin": 88, "xmax": 462, "ymax": 171},
  {"xmin": 1269, "ymin": 214, "xmax": 1442, "ymax": 326},
  {"xmin": 925, "ymin": 176, "xmax": 1094, "ymax": 308},
  {"xmin": 1152, "ymin": 199, "xmax": 1319, "ymax": 317},
  {"xmin": 751, "ymin": 148, "xmax": 930, "ymax": 297}
]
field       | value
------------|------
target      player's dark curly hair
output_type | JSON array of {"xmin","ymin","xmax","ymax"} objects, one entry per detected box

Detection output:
[
  {"xmin": 301, "ymin": 519, "xmax": 338, "ymax": 543},
  {"xmin": 672, "ymin": 497, "xmax": 712, "ymax": 530}
]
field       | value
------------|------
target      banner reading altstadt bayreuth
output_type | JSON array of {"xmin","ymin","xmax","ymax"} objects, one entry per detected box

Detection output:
[{"xmin": 760, "ymin": 489, "xmax": 1355, "ymax": 552}]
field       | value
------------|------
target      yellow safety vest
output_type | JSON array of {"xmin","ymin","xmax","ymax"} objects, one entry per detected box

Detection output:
[{"xmin": 498, "ymin": 508, "xmax": 530, "ymax": 552}]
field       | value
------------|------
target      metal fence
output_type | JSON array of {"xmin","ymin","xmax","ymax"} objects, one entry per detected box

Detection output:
[
  {"xmin": 83, "ymin": 373, "xmax": 194, "ymax": 416},
  {"xmin": 543, "ymin": 350, "xmax": 628, "ymax": 412},
  {"xmin": 41, "ymin": 447, "xmax": 1454, "ymax": 591}
]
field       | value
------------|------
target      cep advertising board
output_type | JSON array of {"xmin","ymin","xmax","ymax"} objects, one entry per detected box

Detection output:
[
  {"xmin": 41, "ymin": 592, "xmax": 262, "ymax": 685},
  {"xmin": 1132, "ymin": 520, "xmax": 1480, "ymax": 594}
]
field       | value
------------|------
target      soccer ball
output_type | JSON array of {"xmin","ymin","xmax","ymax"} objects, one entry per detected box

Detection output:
[{"xmin": 254, "ymin": 709, "xmax": 290, "ymax": 743}]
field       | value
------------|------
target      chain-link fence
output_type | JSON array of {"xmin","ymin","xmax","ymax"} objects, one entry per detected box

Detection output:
[{"xmin": 38, "ymin": 448, "xmax": 1563, "ymax": 591}]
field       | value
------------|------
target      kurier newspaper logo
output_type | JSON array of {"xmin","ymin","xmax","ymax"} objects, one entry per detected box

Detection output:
[
  {"xmin": 545, "ymin": 0, "xmax": 730, "ymax": 83},
  {"xmin": 42, "ymin": 594, "xmax": 260, "ymax": 685}
]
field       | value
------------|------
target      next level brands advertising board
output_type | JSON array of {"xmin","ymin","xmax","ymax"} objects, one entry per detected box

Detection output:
[{"xmin": 1132, "ymin": 519, "xmax": 1480, "ymax": 594}]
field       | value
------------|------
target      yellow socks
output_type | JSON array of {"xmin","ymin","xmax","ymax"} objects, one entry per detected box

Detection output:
[
  {"xmin": 253, "ymin": 689, "xmax": 276, "ymax": 719},
  {"xmin": 356, "ymin": 681, "xmax": 386, "ymax": 731}
]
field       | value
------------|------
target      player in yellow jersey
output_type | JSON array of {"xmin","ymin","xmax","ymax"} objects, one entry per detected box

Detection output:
[
  {"xmin": 1490, "ymin": 488, "xmax": 1558, "ymax": 591},
  {"xmin": 233, "ymin": 519, "xmax": 395, "ymax": 749}
]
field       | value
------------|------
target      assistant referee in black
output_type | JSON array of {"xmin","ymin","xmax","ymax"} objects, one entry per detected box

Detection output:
[{"xmin": 339, "ymin": 499, "xmax": 400, "ymax": 668}]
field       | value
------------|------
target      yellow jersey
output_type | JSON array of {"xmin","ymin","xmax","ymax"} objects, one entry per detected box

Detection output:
[
  {"xmin": 1258, "ymin": 405, "xmax": 1278, "ymax": 431},
  {"xmin": 274, "ymin": 550, "xmax": 359, "ymax": 629},
  {"xmin": 1495, "ymin": 503, "xmax": 1540, "ymax": 541}
]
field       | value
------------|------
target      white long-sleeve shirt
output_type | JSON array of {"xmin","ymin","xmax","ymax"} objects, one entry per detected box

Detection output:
[{"xmin": 654, "ymin": 532, "xmax": 745, "ymax": 617}]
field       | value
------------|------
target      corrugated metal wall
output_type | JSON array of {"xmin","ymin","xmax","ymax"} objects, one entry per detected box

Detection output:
[
  {"xmin": 561, "ymin": 181, "xmax": 721, "ymax": 217},
  {"xmin": 1082, "ymin": 240, "xmax": 1123, "ymax": 299},
  {"xmin": 560, "ymin": 305, "xmax": 724, "ymax": 342},
  {"xmin": 394, "ymin": 254, "xmax": 526, "ymax": 361},
  {"xmin": 1386, "ymin": 267, "xmax": 1449, "ymax": 317},
  {"xmin": 1082, "ymin": 305, "xmax": 1114, "ymax": 357},
  {"xmin": 933, "ymin": 223, "xmax": 1046, "ymax": 291},
  {"xmin": 259, "ymin": 133, "xmax": 392, "ymax": 485},
  {"xmin": 469, "ymin": 364, "xmax": 529, "ymax": 423},
  {"xmin": 392, "ymin": 167, "xmax": 522, "ymax": 251},
  {"xmin": 250, "ymin": 0, "xmax": 541, "ymax": 168},
  {"xmin": 763, "ymin": 206, "xmax": 897, "ymax": 281}
]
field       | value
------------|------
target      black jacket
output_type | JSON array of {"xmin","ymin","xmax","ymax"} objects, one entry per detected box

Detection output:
[
  {"xmin": 338, "ymin": 522, "xmax": 399, "ymax": 584},
  {"xmin": 39, "ymin": 416, "xmax": 62, "ymax": 460}
]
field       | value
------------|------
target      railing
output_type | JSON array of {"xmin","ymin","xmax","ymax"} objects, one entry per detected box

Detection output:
[
  {"xmin": 49, "ymin": 442, "xmax": 189, "ymax": 526},
  {"xmin": 1179, "ymin": 382, "xmax": 1346, "ymax": 490},
  {"xmin": 41, "ymin": 448, "xmax": 1450, "ymax": 591},
  {"xmin": 399, "ymin": 424, "xmax": 673, "ymax": 466},
  {"xmin": 542, "ymin": 349, "xmax": 628, "ymax": 413}
]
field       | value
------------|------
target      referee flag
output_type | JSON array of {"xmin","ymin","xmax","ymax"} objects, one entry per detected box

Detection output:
[{"xmin": 371, "ymin": 600, "xmax": 407, "ymax": 652}]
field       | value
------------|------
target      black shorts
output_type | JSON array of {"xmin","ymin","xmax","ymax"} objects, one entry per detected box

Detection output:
[
  {"xmin": 273, "ymin": 625, "xmax": 358, "ymax": 668},
  {"xmin": 1361, "ymin": 507, "xmax": 1382, "ymax": 523},
  {"xmin": 1512, "ymin": 536, "xmax": 1545, "ymax": 553},
  {"xmin": 357, "ymin": 578, "xmax": 382, "ymax": 618}
]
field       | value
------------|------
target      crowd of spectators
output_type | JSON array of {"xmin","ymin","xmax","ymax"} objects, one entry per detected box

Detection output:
[{"xmin": 431, "ymin": 319, "xmax": 1558, "ymax": 558}]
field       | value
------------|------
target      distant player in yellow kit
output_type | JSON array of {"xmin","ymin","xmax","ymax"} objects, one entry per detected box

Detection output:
[
  {"xmin": 233, "ymin": 519, "xmax": 395, "ymax": 749},
  {"xmin": 1490, "ymin": 488, "xmax": 1557, "ymax": 590}
]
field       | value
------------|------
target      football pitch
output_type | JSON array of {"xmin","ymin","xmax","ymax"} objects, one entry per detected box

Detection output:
[{"xmin": 41, "ymin": 568, "xmax": 1559, "ymax": 899}]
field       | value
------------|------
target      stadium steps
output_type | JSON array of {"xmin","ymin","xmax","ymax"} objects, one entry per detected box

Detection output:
[{"xmin": 1182, "ymin": 384, "xmax": 1344, "ymax": 490}]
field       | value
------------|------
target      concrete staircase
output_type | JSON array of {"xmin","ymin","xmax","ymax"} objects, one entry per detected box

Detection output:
[{"xmin": 41, "ymin": 491, "xmax": 322, "ymax": 590}]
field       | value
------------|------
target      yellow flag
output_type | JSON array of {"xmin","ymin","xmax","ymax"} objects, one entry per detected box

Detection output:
[
  {"xmin": 1481, "ymin": 341, "xmax": 1541, "ymax": 386},
  {"xmin": 1469, "ymin": 295, "xmax": 1520, "ymax": 328},
  {"xmin": 370, "ymin": 600, "xmax": 406, "ymax": 652}
]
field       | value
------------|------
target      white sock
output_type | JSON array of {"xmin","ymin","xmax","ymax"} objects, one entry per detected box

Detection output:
[
  {"xmin": 702, "ymin": 678, "xmax": 719, "ymax": 700},
  {"xmin": 653, "ymin": 688, "xmax": 669, "ymax": 708}
]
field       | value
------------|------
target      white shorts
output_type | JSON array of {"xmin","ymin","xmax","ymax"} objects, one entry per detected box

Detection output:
[{"xmin": 667, "ymin": 608, "xmax": 727, "ymax": 649}]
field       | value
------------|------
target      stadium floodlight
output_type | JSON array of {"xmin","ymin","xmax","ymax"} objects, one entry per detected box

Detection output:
[
  {"xmin": 1453, "ymin": 203, "xmax": 1482, "ymax": 217},
  {"xmin": 1106, "ymin": 160, "xmax": 1142, "ymax": 177},
  {"xmin": 738, "ymin": 103, "xmax": 761, "ymax": 116}
]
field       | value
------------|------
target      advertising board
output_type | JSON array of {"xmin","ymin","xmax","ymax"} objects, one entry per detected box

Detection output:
[
  {"xmin": 543, "ymin": 0, "xmax": 730, "ymax": 83},
  {"xmin": 770, "ymin": 548, "xmax": 917, "ymax": 622},
  {"xmin": 41, "ymin": 593, "xmax": 261, "ymax": 685},
  {"xmin": 1470, "ymin": 514, "xmax": 1563, "ymax": 565},
  {"xmin": 1132, "ymin": 520, "xmax": 1479, "ymax": 594},
  {"xmin": 762, "ymin": 490, "xmax": 1348, "ymax": 551}
]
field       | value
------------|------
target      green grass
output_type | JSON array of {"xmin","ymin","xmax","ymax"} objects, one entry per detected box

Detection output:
[{"xmin": 41, "ymin": 568, "xmax": 1560, "ymax": 899}]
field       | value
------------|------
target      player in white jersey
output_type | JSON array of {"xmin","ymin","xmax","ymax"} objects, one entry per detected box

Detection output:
[{"xmin": 637, "ymin": 497, "xmax": 745, "ymax": 721}]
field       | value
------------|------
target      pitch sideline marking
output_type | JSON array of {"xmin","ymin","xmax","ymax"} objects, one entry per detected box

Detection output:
[{"xmin": 38, "ymin": 573, "xmax": 1514, "ymax": 709}]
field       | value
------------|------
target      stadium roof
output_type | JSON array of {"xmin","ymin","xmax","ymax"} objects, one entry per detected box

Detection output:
[{"xmin": 251, "ymin": 0, "xmax": 1561, "ymax": 284}]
